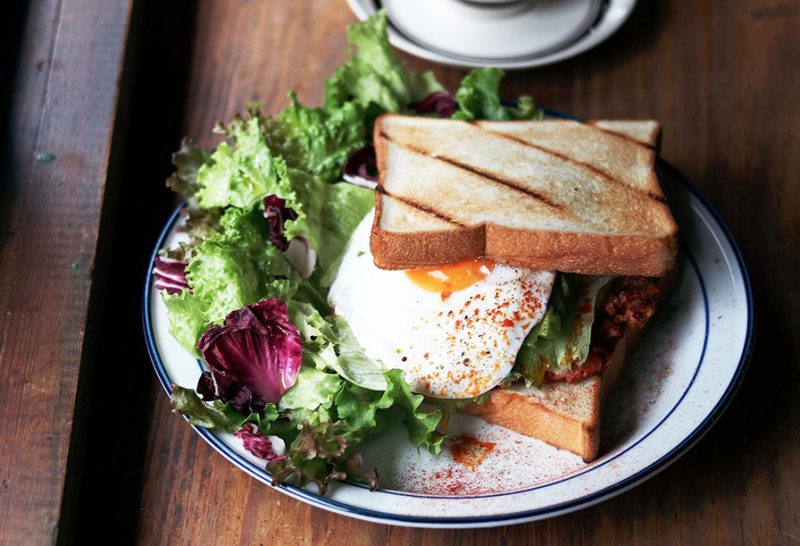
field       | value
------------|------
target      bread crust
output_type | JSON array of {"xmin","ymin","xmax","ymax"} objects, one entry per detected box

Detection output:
[{"xmin": 371, "ymin": 219, "xmax": 678, "ymax": 276}]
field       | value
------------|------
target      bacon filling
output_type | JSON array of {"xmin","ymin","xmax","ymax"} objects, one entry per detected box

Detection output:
[{"xmin": 544, "ymin": 276, "xmax": 662, "ymax": 384}]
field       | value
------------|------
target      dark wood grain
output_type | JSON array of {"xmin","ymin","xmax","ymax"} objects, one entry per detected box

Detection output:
[
  {"xmin": 130, "ymin": 1, "xmax": 799, "ymax": 544},
  {"xmin": 0, "ymin": 0, "xmax": 134, "ymax": 544}
]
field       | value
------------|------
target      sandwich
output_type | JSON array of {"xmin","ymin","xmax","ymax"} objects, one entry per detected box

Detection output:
[{"xmin": 327, "ymin": 114, "xmax": 678, "ymax": 462}]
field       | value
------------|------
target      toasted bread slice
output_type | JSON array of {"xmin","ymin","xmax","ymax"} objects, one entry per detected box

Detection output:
[
  {"xmin": 587, "ymin": 119, "xmax": 662, "ymax": 151},
  {"xmin": 371, "ymin": 115, "xmax": 678, "ymax": 276},
  {"xmin": 467, "ymin": 268, "xmax": 678, "ymax": 462},
  {"xmin": 466, "ymin": 318, "xmax": 638, "ymax": 462}
]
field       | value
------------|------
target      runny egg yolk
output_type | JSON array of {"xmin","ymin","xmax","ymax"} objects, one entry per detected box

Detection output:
[{"xmin": 405, "ymin": 258, "xmax": 495, "ymax": 298}]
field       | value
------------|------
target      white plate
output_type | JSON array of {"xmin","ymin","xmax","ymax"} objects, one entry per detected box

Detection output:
[
  {"xmin": 347, "ymin": 0, "xmax": 638, "ymax": 69},
  {"xmin": 143, "ymin": 157, "xmax": 753, "ymax": 529}
]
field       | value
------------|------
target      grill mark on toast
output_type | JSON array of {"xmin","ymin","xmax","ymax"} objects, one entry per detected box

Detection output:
[
  {"xmin": 376, "ymin": 185, "xmax": 467, "ymax": 227},
  {"xmin": 379, "ymin": 131, "xmax": 565, "ymax": 211},
  {"xmin": 482, "ymin": 130, "xmax": 667, "ymax": 204},
  {"xmin": 436, "ymin": 157, "xmax": 566, "ymax": 209},
  {"xmin": 585, "ymin": 121, "xmax": 656, "ymax": 149}
]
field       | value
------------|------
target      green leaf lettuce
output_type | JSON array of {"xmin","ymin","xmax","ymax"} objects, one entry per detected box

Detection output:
[
  {"xmin": 452, "ymin": 67, "xmax": 544, "ymax": 122},
  {"xmin": 513, "ymin": 274, "xmax": 613, "ymax": 387},
  {"xmin": 325, "ymin": 11, "xmax": 443, "ymax": 112}
]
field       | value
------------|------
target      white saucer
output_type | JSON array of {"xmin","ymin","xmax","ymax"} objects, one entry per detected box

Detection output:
[
  {"xmin": 383, "ymin": 0, "xmax": 602, "ymax": 61},
  {"xmin": 348, "ymin": 0, "xmax": 639, "ymax": 69}
]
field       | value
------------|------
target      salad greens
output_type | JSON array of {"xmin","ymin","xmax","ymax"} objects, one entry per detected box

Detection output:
[
  {"xmin": 163, "ymin": 206, "xmax": 299, "ymax": 356},
  {"xmin": 324, "ymin": 12, "xmax": 443, "ymax": 112},
  {"xmin": 452, "ymin": 67, "xmax": 544, "ymax": 122},
  {"xmin": 265, "ymin": 94, "xmax": 365, "ymax": 183},
  {"xmin": 509, "ymin": 274, "xmax": 613, "ymax": 388},
  {"xmin": 157, "ymin": 11, "xmax": 547, "ymax": 492}
]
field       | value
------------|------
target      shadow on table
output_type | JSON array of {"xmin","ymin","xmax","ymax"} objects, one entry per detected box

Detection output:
[
  {"xmin": 0, "ymin": 1, "xmax": 30, "ymax": 250},
  {"xmin": 503, "ymin": 0, "xmax": 671, "ymax": 103},
  {"xmin": 59, "ymin": 1, "xmax": 199, "ymax": 544}
]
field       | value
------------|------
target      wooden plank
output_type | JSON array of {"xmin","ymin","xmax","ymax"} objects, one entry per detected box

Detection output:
[
  {"xmin": 134, "ymin": 0, "xmax": 800, "ymax": 544},
  {"xmin": 63, "ymin": 1, "xmax": 200, "ymax": 542},
  {"xmin": 0, "ymin": 0, "xmax": 134, "ymax": 544}
]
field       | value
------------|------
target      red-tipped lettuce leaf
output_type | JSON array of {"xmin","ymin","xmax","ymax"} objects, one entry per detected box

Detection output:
[{"xmin": 197, "ymin": 298, "xmax": 303, "ymax": 412}]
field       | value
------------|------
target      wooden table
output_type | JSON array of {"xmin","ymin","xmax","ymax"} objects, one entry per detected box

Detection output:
[{"xmin": 2, "ymin": 1, "xmax": 798, "ymax": 544}]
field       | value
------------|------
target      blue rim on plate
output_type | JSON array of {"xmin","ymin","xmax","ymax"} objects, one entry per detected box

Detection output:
[{"xmin": 142, "ymin": 140, "xmax": 754, "ymax": 527}]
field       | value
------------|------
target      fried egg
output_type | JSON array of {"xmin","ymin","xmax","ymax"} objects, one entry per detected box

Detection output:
[{"xmin": 329, "ymin": 210, "xmax": 555, "ymax": 399}]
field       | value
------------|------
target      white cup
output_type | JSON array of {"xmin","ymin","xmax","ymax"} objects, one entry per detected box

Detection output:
[{"xmin": 448, "ymin": 0, "xmax": 535, "ymax": 18}]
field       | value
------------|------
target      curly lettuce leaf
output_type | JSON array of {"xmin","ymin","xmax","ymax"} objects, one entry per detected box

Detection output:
[
  {"xmin": 267, "ymin": 368, "xmax": 446, "ymax": 491},
  {"xmin": 281, "ymin": 170, "xmax": 374, "ymax": 275},
  {"xmin": 162, "ymin": 139, "xmax": 222, "ymax": 261},
  {"xmin": 268, "ymin": 422, "xmax": 378, "ymax": 492},
  {"xmin": 287, "ymin": 301, "xmax": 339, "ymax": 370},
  {"xmin": 186, "ymin": 109, "xmax": 374, "ymax": 279},
  {"xmin": 171, "ymin": 385, "xmax": 278, "ymax": 433},
  {"xmin": 195, "ymin": 116, "xmax": 284, "ymax": 209},
  {"xmin": 166, "ymin": 137, "xmax": 211, "ymax": 204},
  {"xmin": 265, "ymin": 93, "xmax": 366, "ymax": 182},
  {"xmin": 163, "ymin": 207, "xmax": 300, "ymax": 352},
  {"xmin": 332, "ymin": 370, "xmax": 448, "ymax": 453},
  {"xmin": 187, "ymin": 207, "xmax": 300, "ymax": 324},
  {"xmin": 279, "ymin": 367, "xmax": 343, "ymax": 412},
  {"xmin": 452, "ymin": 67, "xmax": 544, "ymax": 122},
  {"xmin": 333, "ymin": 383, "xmax": 393, "ymax": 431},
  {"xmin": 288, "ymin": 301, "xmax": 387, "ymax": 390},
  {"xmin": 162, "ymin": 289, "xmax": 207, "ymax": 357},
  {"xmin": 325, "ymin": 11, "xmax": 443, "ymax": 112},
  {"xmin": 366, "ymin": 369, "xmax": 448, "ymax": 453},
  {"xmin": 266, "ymin": 420, "xmax": 350, "ymax": 493}
]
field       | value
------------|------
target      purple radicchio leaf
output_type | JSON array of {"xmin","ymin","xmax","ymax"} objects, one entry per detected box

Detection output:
[
  {"xmin": 263, "ymin": 195, "xmax": 298, "ymax": 252},
  {"xmin": 196, "ymin": 297, "xmax": 303, "ymax": 413},
  {"xmin": 153, "ymin": 257, "xmax": 190, "ymax": 295},
  {"xmin": 408, "ymin": 91, "xmax": 457, "ymax": 118},
  {"xmin": 262, "ymin": 195, "xmax": 316, "ymax": 277},
  {"xmin": 196, "ymin": 370, "xmax": 259, "ymax": 413},
  {"xmin": 342, "ymin": 143, "xmax": 378, "ymax": 190},
  {"xmin": 235, "ymin": 423, "xmax": 286, "ymax": 462}
]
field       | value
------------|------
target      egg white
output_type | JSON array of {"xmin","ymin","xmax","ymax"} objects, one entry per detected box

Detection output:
[{"xmin": 329, "ymin": 210, "xmax": 555, "ymax": 399}]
